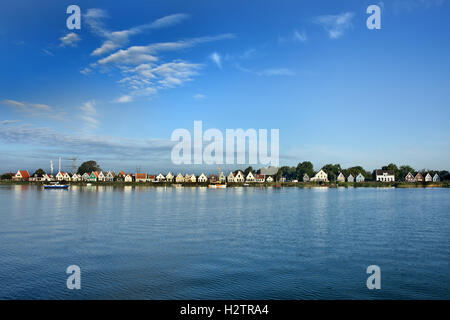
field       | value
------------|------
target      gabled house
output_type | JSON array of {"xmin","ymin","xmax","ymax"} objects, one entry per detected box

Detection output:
[
  {"xmin": 209, "ymin": 174, "xmax": 218, "ymax": 183},
  {"xmin": 175, "ymin": 173, "xmax": 185, "ymax": 183},
  {"xmin": 336, "ymin": 172, "xmax": 345, "ymax": 182},
  {"xmin": 156, "ymin": 173, "xmax": 165, "ymax": 182},
  {"xmin": 246, "ymin": 172, "xmax": 256, "ymax": 182},
  {"xmin": 234, "ymin": 171, "xmax": 245, "ymax": 182},
  {"xmin": 147, "ymin": 175, "xmax": 156, "ymax": 182},
  {"xmin": 405, "ymin": 172, "xmax": 415, "ymax": 182},
  {"xmin": 82, "ymin": 173, "xmax": 90, "ymax": 181},
  {"xmin": 424, "ymin": 173, "xmax": 432, "ymax": 182},
  {"xmin": 135, "ymin": 173, "xmax": 147, "ymax": 182},
  {"xmin": 106, "ymin": 171, "xmax": 115, "ymax": 182},
  {"xmin": 116, "ymin": 171, "xmax": 126, "ymax": 181},
  {"xmin": 97, "ymin": 171, "xmax": 106, "ymax": 182},
  {"xmin": 166, "ymin": 172, "xmax": 174, "ymax": 182},
  {"xmin": 13, "ymin": 170, "xmax": 30, "ymax": 181},
  {"xmin": 71, "ymin": 173, "xmax": 80, "ymax": 181},
  {"xmin": 219, "ymin": 172, "xmax": 226, "ymax": 183},
  {"xmin": 42, "ymin": 174, "xmax": 54, "ymax": 182},
  {"xmin": 197, "ymin": 173, "xmax": 208, "ymax": 183},
  {"xmin": 266, "ymin": 176, "xmax": 274, "ymax": 183},
  {"xmin": 375, "ymin": 170, "xmax": 395, "ymax": 182},
  {"xmin": 310, "ymin": 169, "xmax": 329, "ymax": 182},
  {"xmin": 347, "ymin": 174, "xmax": 354, "ymax": 183},
  {"xmin": 124, "ymin": 174, "xmax": 133, "ymax": 182},
  {"xmin": 255, "ymin": 174, "xmax": 265, "ymax": 183},
  {"xmin": 433, "ymin": 173, "xmax": 440, "ymax": 182},
  {"xmin": 355, "ymin": 173, "xmax": 365, "ymax": 182},
  {"xmin": 56, "ymin": 171, "xmax": 67, "ymax": 181},
  {"xmin": 414, "ymin": 172, "xmax": 424, "ymax": 182},
  {"xmin": 227, "ymin": 172, "xmax": 235, "ymax": 183},
  {"xmin": 303, "ymin": 173, "xmax": 310, "ymax": 182},
  {"xmin": 89, "ymin": 171, "xmax": 99, "ymax": 182},
  {"xmin": 63, "ymin": 172, "xmax": 71, "ymax": 181}
]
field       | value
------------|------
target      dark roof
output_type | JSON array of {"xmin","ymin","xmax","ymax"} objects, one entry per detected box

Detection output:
[{"xmin": 375, "ymin": 170, "xmax": 395, "ymax": 175}]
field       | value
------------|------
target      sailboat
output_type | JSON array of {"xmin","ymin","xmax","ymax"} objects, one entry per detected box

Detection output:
[{"xmin": 208, "ymin": 167, "xmax": 227, "ymax": 189}]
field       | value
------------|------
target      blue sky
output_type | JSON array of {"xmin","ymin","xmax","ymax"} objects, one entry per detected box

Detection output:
[{"xmin": 1, "ymin": 0, "xmax": 449, "ymax": 173}]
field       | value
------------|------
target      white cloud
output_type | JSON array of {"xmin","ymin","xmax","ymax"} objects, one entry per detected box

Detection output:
[
  {"xmin": 279, "ymin": 29, "xmax": 308, "ymax": 43},
  {"xmin": 210, "ymin": 52, "xmax": 222, "ymax": 69},
  {"xmin": 80, "ymin": 100, "xmax": 98, "ymax": 132},
  {"xmin": 80, "ymin": 67, "xmax": 92, "ymax": 75},
  {"xmin": 86, "ymin": 10, "xmax": 190, "ymax": 56},
  {"xmin": 314, "ymin": 12, "xmax": 354, "ymax": 39},
  {"xmin": 0, "ymin": 120, "xmax": 19, "ymax": 125},
  {"xmin": 59, "ymin": 32, "xmax": 81, "ymax": 47},
  {"xmin": 114, "ymin": 95, "xmax": 133, "ymax": 103},
  {"xmin": 41, "ymin": 48, "xmax": 54, "ymax": 56},
  {"xmin": 1, "ymin": 99, "xmax": 67, "ymax": 121},
  {"xmin": 193, "ymin": 94, "xmax": 206, "ymax": 99},
  {"xmin": 235, "ymin": 65, "xmax": 295, "ymax": 76}
]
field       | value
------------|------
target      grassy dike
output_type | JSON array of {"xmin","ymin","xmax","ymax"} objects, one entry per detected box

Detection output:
[{"xmin": 1, "ymin": 180, "xmax": 449, "ymax": 188}]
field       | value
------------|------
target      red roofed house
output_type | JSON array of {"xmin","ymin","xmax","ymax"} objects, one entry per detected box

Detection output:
[
  {"xmin": 14, "ymin": 170, "xmax": 30, "ymax": 181},
  {"xmin": 135, "ymin": 173, "xmax": 147, "ymax": 182},
  {"xmin": 255, "ymin": 174, "xmax": 266, "ymax": 183},
  {"xmin": 414, "ymin": 172, "xmax": 424, "ymax": 182}
]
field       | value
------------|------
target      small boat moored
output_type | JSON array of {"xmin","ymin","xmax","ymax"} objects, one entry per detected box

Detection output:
[{"xmin": 44, "ymin": 183, "xmax": 69, "ymax": 189}]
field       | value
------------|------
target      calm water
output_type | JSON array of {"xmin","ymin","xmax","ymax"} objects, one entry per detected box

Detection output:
[{"xmin": 0, "ymin": 185, "xmax": 449, "ymax": 299}]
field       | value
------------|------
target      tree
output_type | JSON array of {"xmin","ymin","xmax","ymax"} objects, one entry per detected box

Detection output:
[
  {"xmin": 321, "ymin": 164, "xmax": 342, "ymax": 182},
  {"xmin": 32, "ymin": 168, "xmax": 46, "ymax": 177},
  {"xmin": 1, "ymin": 173, "xmax": 14, "ymax": 180},
  {"xmin": 77, "ymin": 160, "xmax": 101, "ymax": 175},
  {"xmin": 244, "ymin": 166, "xmax": 253, "ymax": 175},
  {"xmin": 382, "ymin": 163, "xmax": 399, "ymax": 179},
  {"xmin": 398, "ymin": 165, "xmax": 415, "ymax": 181},
  {"xmin": 296, "ymin": 161, "xmax": 314, "ymax": 180}
]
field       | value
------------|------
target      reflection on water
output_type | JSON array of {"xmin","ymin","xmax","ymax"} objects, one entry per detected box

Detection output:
[{"xmin": 0, "ymin": 185, "xmax": 449, "ymax": 299}]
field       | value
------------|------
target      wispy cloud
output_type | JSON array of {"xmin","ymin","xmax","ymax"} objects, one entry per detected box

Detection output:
[
  {"xmin": 193, "ymin": 94, "xmax": 206, "ymax": 99},
  {"xmin": 0, "ymin": 120, "xmax": 20, "ymax": 125},
  {"xmin": 60, "ymin": 32, "xmax": 81, "ymax": 47},
  {"xmin": 113, "ymin": 95, "xmax": 133, "ymax": 103},
  {"xmin": 236, "ymin": 64, "xmax": 295, "ymax": 76},
  {"xmin": 1, "ymin": 99, "xmax": 66, "ymax": 121},
  {"xmin": 85, "ymin": 9, "xmax": 190, "ymax": 56},
  {"xmin": 279, "ymin": 29, "xmax": 308, "ymax": 43},
  {"xmin": 0, "ymin": 124, "xmax": 174, "ymax": 162},
  {"xmin": 79, "ymin": 100, "xmax": 98, "ymax": 132},
  {"xmin": 41, "ymin": 48, "xmax": 54, "ymax": 56},
  {"xmin": 314, "ymin": 12, "xmax": 354, "ymax": 39},
  {"xmin": 209, "ymin": 52, "xmax": 222, "ymax": 69}
]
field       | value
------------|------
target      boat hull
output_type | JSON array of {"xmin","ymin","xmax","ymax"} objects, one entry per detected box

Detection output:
[{"xmin": 44, "ymin": 185, "xmax": 69, "ymax": 189}]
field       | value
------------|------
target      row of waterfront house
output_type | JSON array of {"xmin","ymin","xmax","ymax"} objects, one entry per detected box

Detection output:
[{"xmin": 11, "ymin": 169, "xmax": 442, "ymax": 183}]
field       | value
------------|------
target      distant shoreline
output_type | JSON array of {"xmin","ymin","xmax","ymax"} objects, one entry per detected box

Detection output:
[{"xmin": 1, "ymin": 181, "xmax": 449, "ymax": 188}]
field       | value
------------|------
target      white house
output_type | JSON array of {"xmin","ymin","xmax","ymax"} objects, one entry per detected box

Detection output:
[
  {"xmin": 310, "ymin": 170, "xmax": 329, "ymax": 182},
  {"xmin": 124, "ymin": 174, "xmax": 133, "ymax": 182},
  {"xmin": 56, "ymin": 171, "xmax": 66, "ymax": 181},
  {"xmin": 156, "ymin": 173, "xmax": 165, "ymax": 182},
  {"xmin": 71, "ymin": 173, "xmax": 80, "ymax": 181},
  {"xmin": 97, "ymin": 171, "xmax": 106, "ymax": 182},
  {"xmin": 266, "ymin": 176, "xmax": 274, "ymax": 183},
  {"xmin": 187, "ymin": 174, "xmax": 197, "ymax": 183},
  {"xmin": 375, "ymin": 170, "xmax": 395, "ymax": 182},
  {"xmin": 198, "ymin": 173, "xmax": 208, "ymax": 183},
  {"xmin": 166, "ymin": 172, "xmax": 174, "ymax": 182},
  {"xmin": 42, "ymin": 174, "xmax": 54, "ymax": 182},
  {"xmin": 227, "ymin": 172, "xmax": 235, "ymax": 183},
  {"xmin": 355, "ymin": 173, "xmax": 365, "ymax": 182},
  {"xmin": 303, "ymin": 173, "xmax": 310, "ymax": 182},
  {"xmin": 219, "ymin": 172, "xmax": 226, "ymax": 183},
  {"xmin": 234, "ymin": 171, "xmax": 245, "ymax": 182},
  {"xmin": 347, "ymin": 174, "xmax": 354, "ymax": 183},
  {"xmin": 246, "ymin": 172, "xmax": 256, "ymax": 182},
  {"xmin": 13, "ymin": 170, "xmax": 30, "ymax": 181},
  {"xmin": 336, "ymin": 172, "xmax": 346, "ymax": 182},
  {"xmin": 106, "ymin": 171, "xmax": 115, "ymax": 182},
  {"xmin": 175, "ymin": 173, "xmax": 185, "ymax": 183},
  {"xmin": 433, "ymin": 173, "xmax": 440, "ymax": 182},
  {"xmin": 424, "ymin": 173, "xmax": 433, "ymax": 182},
  {"xmin": 82, "ymin": 173, "xmax": 90, "ymax": 181}
]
